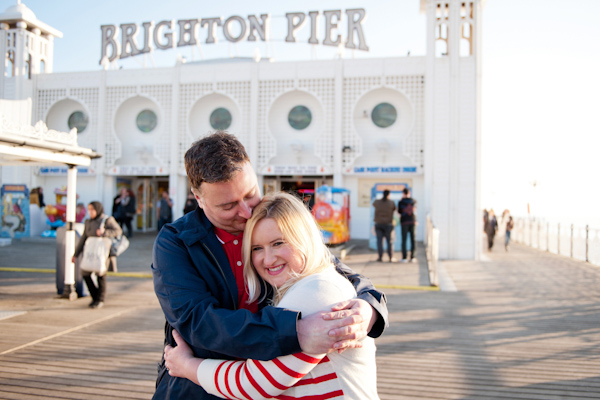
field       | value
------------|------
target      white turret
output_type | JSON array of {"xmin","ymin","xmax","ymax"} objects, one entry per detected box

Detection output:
[
  {"xmin": 0, "ymin": 1, "xmax": 62, "ymax": 99},
  {"xmin": 421, "ymin": 0, "xmax": 485, "ymax": 259}
]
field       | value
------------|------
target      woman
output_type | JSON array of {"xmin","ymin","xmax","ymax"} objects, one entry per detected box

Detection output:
[
  {"xmin": 505, "ymin": 215, "xmax": 514, "ymax": 252},
  {"xmin": 114, "ymin": 188, "xmax": 136, "ymax": 238},
  {"xmin": 164, "ymin": 192, "xmax": 379, "ymax": 399},
  {"xmin": 72, "ymin": 201, "xmax": 122, "ymax": 309}
]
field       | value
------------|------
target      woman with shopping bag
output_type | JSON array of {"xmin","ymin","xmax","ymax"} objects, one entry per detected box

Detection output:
[{"xmin": 72, "ymin": 201, "xmax": 122, "ymax": 309}]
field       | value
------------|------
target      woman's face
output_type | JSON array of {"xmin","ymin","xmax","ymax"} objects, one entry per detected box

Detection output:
[
  {"xmin": 250, "ymin": 218, "xmax": 304, "ymax": 288},
  {"xmin": 87, "ymin": 204, "xmax": 97, "ymax": 219}
]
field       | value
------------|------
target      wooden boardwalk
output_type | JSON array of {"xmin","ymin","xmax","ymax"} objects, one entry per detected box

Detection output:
[
  {"xmin": 377, "ymin": 244, "xmax": 600, "ymax": 399},
  {"xmin": 1, "ymin": 237, "xmax": 599, "ymax": 399}
]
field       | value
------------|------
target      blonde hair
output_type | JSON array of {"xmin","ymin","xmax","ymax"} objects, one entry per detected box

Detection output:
[{"xmin": 243, "ymin": 192, "xmax": 332, "ymax": 305}]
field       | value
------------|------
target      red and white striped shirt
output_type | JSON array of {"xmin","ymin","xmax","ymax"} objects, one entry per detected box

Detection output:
[{"xmin": 196, "ymin": 267, "xmax": 379, "ymax": 400}]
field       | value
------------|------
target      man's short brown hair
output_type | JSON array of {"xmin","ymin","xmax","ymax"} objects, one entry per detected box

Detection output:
[{"xmin": 184, "ymin": 131, "xmax": 250, "ymax": 191}]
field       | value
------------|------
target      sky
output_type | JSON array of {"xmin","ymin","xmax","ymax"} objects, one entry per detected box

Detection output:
[{"xmin": 5, "ymin": 0, "xmax": 600, "ymax": 227}]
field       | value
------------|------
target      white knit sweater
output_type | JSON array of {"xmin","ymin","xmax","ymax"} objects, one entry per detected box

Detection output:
[{"xmin": 196, "ymin": 266, "xmax": 379, "ymax": 399}]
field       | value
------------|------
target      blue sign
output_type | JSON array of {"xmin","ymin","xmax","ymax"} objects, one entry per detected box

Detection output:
[
  {"xmin": 39, "ymin": 166, "xmax": 95, "ymax": 175},
  {"xmin": 352, "ymin": 166, "xmax": 418, "ymax": 174}
]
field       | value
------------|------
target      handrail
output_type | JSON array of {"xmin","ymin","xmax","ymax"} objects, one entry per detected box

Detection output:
[
  {"xmin": 511, "ymin": 218, "xmax": 599, "ymax": 266},
  {"xmin": 425, "ymin": 214, "xmax": 440, "ymax": 286}
]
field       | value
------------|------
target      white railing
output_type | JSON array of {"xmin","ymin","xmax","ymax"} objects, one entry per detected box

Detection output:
[
  {"xmin": 513, "ymin": 218, "xmax": 600, "ymax": 266},
  {"xmin": 425, "ymin": 215, "xmax": 440, "ymax": 286}
]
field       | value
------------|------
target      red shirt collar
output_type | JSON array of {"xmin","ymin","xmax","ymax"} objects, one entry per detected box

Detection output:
[{"xmin": 213, "ymin": 226, "xmax": 243, "ymax": 243}]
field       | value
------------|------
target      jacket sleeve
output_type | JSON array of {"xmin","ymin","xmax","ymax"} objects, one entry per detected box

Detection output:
[
  {"xmin": 333, "ymin": 257, "xmax": 389, "ymax": 338},
  {"xmin": 152, "ymin": 225, "xmax": 302, "ymax": 361},
  {"xmin": 73, "ymin": 222, "xmax": 88, "ymax": 258}
]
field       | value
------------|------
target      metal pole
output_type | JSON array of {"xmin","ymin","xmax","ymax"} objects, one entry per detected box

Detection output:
[
  {"xmin": 570, "ymin": 223, "xmax": 574, "ymax": 258},
  {"xmin": 557, "ymin": 223, "xmax": 560, "ymax": 255},
  {"xmin": 586, "ymin": 225, "xmax": 589, "ymax": 262},
  {"xmin": 62, "ymin": 165, "xmax": 78, "ymax": 301}
]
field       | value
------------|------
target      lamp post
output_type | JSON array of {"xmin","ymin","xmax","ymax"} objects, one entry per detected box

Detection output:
[{"xmin": 62, "ymin": 165, "xmax": 78, "ymax": 301}]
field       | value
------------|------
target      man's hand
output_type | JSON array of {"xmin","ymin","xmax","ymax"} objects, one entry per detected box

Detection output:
[
  {"xmin": 164, "ymin": 330, "xmax": 203, "ymax": 385},
  {"xmin": 326, "ymin": 299, "xmax": 375, "ymax": 349},
  {"xmin": 297, "ymin": 299, "xmax": 375, "ymax": 354}
]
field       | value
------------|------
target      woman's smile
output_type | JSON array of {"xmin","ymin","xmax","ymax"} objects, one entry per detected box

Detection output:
[{"xmin": 251, "ymin": 218, "xmax": 304, "ymax": 288}]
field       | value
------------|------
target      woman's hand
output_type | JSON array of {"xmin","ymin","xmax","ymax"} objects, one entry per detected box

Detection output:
[
  {"xmin": 96, "ymin": 227, "xmax": 105, "ymax": 236},
  {"xmin": 164, "ymin": 330, "xmax": 203, "ymax": 385}
]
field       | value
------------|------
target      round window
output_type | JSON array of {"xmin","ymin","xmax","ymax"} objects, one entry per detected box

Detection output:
[
  {"xmin": 288, "ymin": 106, "xmax": 312, "ymax": 130},
  {"xmin": 210, "ymin": 108, "xmax": 232, "ymax": 130},
  {"xmin": 371, "ymin": 103, "xmax": 397, "ymax": 128},
  {"xmin": 67, "ymin": 111, "xmax": 88, "ymax": 133},
  {"xmin": 136, "ymin": 110, "xmax": 158, "ymax": 133}
]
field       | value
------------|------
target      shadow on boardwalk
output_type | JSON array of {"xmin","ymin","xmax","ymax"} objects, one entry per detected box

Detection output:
[{"xmin": 1, "ymin": 235, "xmax": 599, "ymax": 399}]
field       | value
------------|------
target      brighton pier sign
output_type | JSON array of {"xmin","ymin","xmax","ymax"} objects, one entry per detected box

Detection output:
[{"xmin": 100, "ymin": 9, "xmax": 368, "ymax": 63}]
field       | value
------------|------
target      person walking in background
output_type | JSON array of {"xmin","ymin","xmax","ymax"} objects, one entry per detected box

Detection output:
[
  {"xmin": 163, "ymin": 192, "xmax": 379, "ymax": 399},
  {"xmin": 485, "ymin": 209, "xmax": 498, "ymax": 251},
  {"xmin": 157, "ymin": 189, "xmax": 173, "ymax": 232},
  {"xmin": 37, "ymin": 187, "xmax": 45, "ymax": 208},
  {"xmin": 398, "ymin": 188, "xmax": 417, "ymax": 263},
  {"xmin": 183, "ymin": 192, "xmax": 196, "ymax": 214},
  {"xmin": 372, "ymin": 189, "xmax": 396, "ymax": 262},
  {"xmin": 114, "ymin": 188, "xmax": 136, "ymax": 238},
  {"xmin": 505, "ymin": 214, "xmax": 514, "ymax": 252},
  {"xmin": 72, "ymin": 201, "xmax": 122, "ymax": 309}
]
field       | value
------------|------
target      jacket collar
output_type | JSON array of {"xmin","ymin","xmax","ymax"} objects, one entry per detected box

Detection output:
[{"xmin": 177, "ymin": 208, "xmax": 215, "ymax": 246}]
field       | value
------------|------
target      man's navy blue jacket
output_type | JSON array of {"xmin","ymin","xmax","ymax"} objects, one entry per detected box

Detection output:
[{"xmin": 152, "ymin": 207, "xmax": 388, "ymax": 399}]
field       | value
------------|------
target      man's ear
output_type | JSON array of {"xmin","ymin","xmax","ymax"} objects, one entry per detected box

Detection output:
[{"xmin": 190, "ymin": 188, "xmax": 203, "ymax": 209}]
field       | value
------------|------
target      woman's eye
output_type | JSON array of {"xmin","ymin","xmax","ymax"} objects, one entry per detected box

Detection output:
[{"xmin": 251, "ymin": 247, "xmax": 262, "ymax": 252}]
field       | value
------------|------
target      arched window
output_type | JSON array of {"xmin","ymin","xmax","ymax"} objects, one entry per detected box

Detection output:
[
  {"xmin": 6, "ymin": 50, "xmax": 15, "ymax": 77},
  {"xmin": 25, "ymin": 54, "xmax": 31, "ymax": 79}
]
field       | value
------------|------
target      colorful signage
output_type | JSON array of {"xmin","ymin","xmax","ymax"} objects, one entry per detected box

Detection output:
[{"xmin": 1, "ymin": 184, "xmax": 30, "ymax": 239}]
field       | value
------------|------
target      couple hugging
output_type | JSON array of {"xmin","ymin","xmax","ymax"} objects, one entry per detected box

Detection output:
[{"xmin": 152, "ymin": 132, "xmax": 389, "ymax": 399}]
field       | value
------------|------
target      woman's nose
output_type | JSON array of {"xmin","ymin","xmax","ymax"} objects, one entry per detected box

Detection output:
[{"xmin": 264, "ymin": 248, "xmax": 276, "ymax": 266}]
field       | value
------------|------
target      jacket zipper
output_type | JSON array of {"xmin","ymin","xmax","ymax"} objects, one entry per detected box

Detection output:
[{"xmin": 202, "ymin": 242, "xmax": 237, "ymax": 308}]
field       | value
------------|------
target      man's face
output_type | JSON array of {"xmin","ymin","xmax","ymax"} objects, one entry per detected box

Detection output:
[{"xmin": 194, "ymin": 162, "xmax": 261, "ymax": 235}]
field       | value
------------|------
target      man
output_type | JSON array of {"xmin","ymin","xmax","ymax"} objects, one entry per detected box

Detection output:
[
  {"xmin": 485, "ymin": 209, "xmax": 498, "ymax": 251},
  {"xmin": 157, "ymin": 190, "xmax": 173, "ymax": 231},
  {"xmin": 398, "ymin": 188, "xmax": 417, "ymax": 263},
  {"xmin": 372, "ymin": 189, "xmax": 396, "ymax": 262},
  {"xmin": 152, "ymin": 132, "xmax": 388, "ymax": 399}
]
